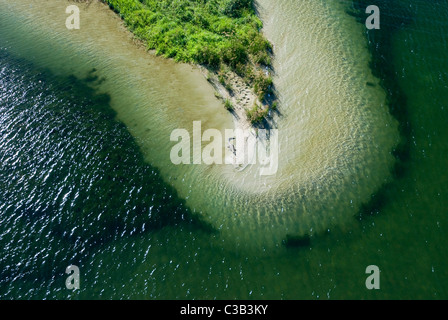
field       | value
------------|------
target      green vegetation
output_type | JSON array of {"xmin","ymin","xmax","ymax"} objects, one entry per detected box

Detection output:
[
  {"xmin": 102, "ymin": 0, "xmax": 274, "ymax": 100},
  {"xmin": 218, "ymin": 73, "xmax": 226, "ymax": 85},
  {"xmin": 224, "ymin": 99, "xmax": 234, "ymax": 110},
  {"xmin": 214, "ymin": 91, "xmax": 222, "ymax": 99},
  {"xmin": 253, "ymin": 73, "xmax": 273, "ymax": 100},
  {"xmin": 225, "ymin": 82, "xmax": 233, "ymax": 93},
  {"xmin": 246, "ymin": 103, "xmax": 268, "ymax": 125}
]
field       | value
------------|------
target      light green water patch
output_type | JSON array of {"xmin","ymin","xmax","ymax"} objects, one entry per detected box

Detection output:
[{"xmin": 0, "ymin": 0, "xmax": 399, "ymax": 250}]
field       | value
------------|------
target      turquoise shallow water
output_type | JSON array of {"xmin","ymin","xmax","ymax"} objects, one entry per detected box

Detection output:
[{"xmin": 0, "ymin": 0, "xmax": 448, "ymax": 299}]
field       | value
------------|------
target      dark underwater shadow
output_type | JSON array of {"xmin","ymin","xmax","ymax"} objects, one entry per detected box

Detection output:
[
  {"xmin": 0, "ymin": 52, "xmax": 217, "ymax": 289},
  {"xmin": 347, "ymin": 0, "xmax": 415, "ymax": 222}
]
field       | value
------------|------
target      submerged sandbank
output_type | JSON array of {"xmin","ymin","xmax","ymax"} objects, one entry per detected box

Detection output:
[{"xmin": 0, "ymin": 0, "xmax": 400, "ymax": 249}]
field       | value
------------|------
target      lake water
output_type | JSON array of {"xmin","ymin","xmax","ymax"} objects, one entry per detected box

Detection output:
[{"xmin": 0, "ymin": 0, "xmax": 447, "ymax": 299}]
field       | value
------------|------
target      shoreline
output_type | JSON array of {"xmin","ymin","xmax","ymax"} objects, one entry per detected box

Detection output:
[
  {"xmin": 198, "ymin": 65, "xmax": 265, "ymax": 132},
  {"xmin": 99, "ymin": 0, "xmax": 277, "ymax": 132},
  {"xmin": 118, "ymin": 35, "xmax": 269, "ymax": 132},
  {"xmin": 0, "ymin": 0, "xmax": 401, "ymax": 246},
  {"xmin": 95, "ymin": 0, "xmax": 275, "ymax": 163}
]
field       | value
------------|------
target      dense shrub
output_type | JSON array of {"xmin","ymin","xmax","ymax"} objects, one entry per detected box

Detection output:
[{"xmin": 103, "ymin": 1, "xmax": 271, "ymax": 66}]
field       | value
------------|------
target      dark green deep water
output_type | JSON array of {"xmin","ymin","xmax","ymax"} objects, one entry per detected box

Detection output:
[
  {"xmin": 0, "ymin": 51, "xmax": 202, "ymax": 296},
  {"xmin": 1, "ymin": 0, "xmax": 448, "ymax": 299}
]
